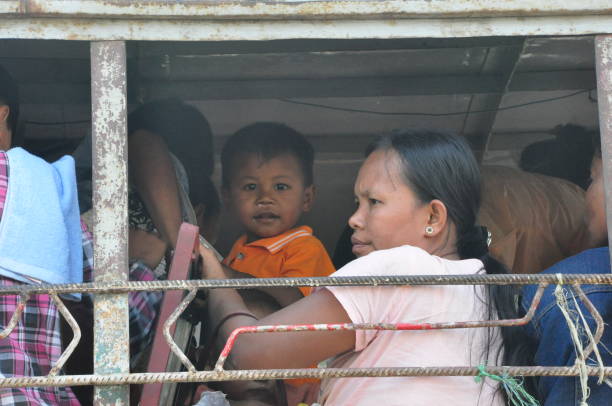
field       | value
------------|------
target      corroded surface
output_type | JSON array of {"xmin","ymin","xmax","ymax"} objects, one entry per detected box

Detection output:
[
  {"xmin": 5, "ymin": 0, "xmax": 612, "ymax": 20},
  {"xmin": 1, "ymin": 15, "xmax": 612, "ymax": 41},
  {"xmin": 595, "ymin": 35, "xmax": 612, "ymax": 257},
  {"xmin": 90, "ymin": 41, "xmax": 130, "ymax": 405}
]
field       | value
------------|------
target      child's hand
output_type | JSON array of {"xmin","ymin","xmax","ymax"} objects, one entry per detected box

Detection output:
[{"xmin": 199, "ymin": 243, "xmax": 227, "ymax": 280}]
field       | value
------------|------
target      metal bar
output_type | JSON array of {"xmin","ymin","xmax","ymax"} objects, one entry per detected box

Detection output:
[
  {"xmin": 1, "ymin": 274, "xmax": 612, "ymax": 296},
  {"xmin": 463, "ymin": 41, "xmax": 526, "ymax": 161},
  {"xmin": 6, "ymin": 0, "xmax": 612, "ymax": 20},
  {"xmin": 48, "ymin": 294, "xmax": 82, "ymax": 377},
  {"xmin": 571, "ymin": 284, "xmax": 605, "ymax": 369},
  {"xmin": 162, "ymin": 288, "xmax": 198, "ymax": 373},
  {"xmin": 595, "ymin": 35, "xmax": 612, "ymax": 257},
  {"xmin": 214, "ymin": 284, "xmax": 547, "ymax": 370},
  {"xmin": 1, "ymin": 16, "xmax": 612, "ymax": 42},
  {"xmin": 0, "ymin": 293, "xmax": 29, "ymax": 339},
  {"xmin": 0, "ymin": 366, "xmax": 611, "ymax": 389},
  {"xmin": 90, "ymin": 41, "xmax": 130, "ymax": 405}
]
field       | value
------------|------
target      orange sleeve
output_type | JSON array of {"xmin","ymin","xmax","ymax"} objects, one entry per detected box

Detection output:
[{"xmin": 281, "ymin": 236, "xmax": 336, "ymax": 296}]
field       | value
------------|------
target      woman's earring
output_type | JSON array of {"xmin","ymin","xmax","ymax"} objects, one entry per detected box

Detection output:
[{"xmin": 425, "ymin": 226, "xmax": 434, "ymax": 235}]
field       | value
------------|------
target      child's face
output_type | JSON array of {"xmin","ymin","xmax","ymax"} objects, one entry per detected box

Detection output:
[
  {"xmin": 349, "ymin": 149, "xmax": 431, "ymax": 257},
  {"xmin": 225, "ymin": 153, "xmax": 314, "ymax": 242}
]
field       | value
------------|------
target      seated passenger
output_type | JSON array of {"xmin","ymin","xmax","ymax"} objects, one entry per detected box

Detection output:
[
  {"xmin": 201, "ymin": 130, "xmax": 533, "ymax": 406},
  {"xmin": 0, "ymin": 65, "xmax": 80, "ymax": 405},
  {"xmin": 219, "ymin": 122, "xmax": 335, "ymax": 307},
  {"xmin": 217, "ymin": 122, "xmax": 335, "ymax": 404},
  {"xmin": 74, "ymin": 99, "xmax": 217, "ymax": 273},
  {"xmin": 521, "ymin": 133, "xmax": 612, "ymax": 405},
  {"xmin": 67, "ymin": 101, "xmax": 218, "ymax": 404}
]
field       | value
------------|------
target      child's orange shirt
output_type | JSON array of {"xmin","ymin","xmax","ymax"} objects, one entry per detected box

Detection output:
[{"xmin": 223, "ymin": 225, "xmax": 335, "ymax": 296}]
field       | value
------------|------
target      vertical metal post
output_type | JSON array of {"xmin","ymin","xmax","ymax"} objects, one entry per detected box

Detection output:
[
  {"xmin": 90, "ymin": 41, "xmax": 130, "ymax": 404},
  {"xmin": 595, "ymin": 36, "xmax": 612, "ymax": 263}
]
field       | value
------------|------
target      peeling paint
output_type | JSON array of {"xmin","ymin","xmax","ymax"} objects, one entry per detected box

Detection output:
[
  {"xmin": 596, "ymin": 36, "xmax": 612, "ymax": 258},
  {"xmin": 4, "ymin": 0, "xmax": 612, "ymax": 20},
  {"xmin": 0, "ymin": 15, "xmax": 611, "ymax": 41},
  {"xmin": 90, "ymin": 41, "xmax": 130, "ymax": 405}
]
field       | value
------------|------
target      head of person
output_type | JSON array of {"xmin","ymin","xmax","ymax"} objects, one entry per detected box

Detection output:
[
  {"xmin": 0, "ymin": 65, "xmax": 19, "ymax": 150},
  {"xmin": 128, "ymin": 98, "xmax": 214, "ymax": 199},
  {"xmin": 349, "ymin": 129, "xmax": 485, "ymax": 262},
  {"xmin": 520, "ymin": 124, "xmax": 595, "ymax": 189},
  {"xmin": 585, "ymin": 132, "xmax": 607, "ymax": 247},
  {"xmin": 221, "ymin": 122, "xmax": 315, "ymax": 242}
]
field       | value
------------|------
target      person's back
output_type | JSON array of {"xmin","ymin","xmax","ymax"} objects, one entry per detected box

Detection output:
[{"xmin": 479, "ymin": 166, "xmax": 588, "ymax": 274}]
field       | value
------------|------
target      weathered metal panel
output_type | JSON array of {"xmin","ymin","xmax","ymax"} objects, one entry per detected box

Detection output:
[
  {"xmin": 7, "ymin": 0, "xmax": 612, "ymax": 20},
  {"xmin": 90, "ymin": 40, "xmax": 130, "ymax": 405},
  {"xmin": 595, "ymin": 35, "xmax": 612, "ymax": 261},
  {"xmin": 1, "ymin": 15, "xmax": 612, "ymax": 41}
]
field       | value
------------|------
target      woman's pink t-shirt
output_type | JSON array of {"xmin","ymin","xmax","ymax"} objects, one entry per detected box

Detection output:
[{"xmin": 320, "ymin": 245, "xmax": 504, "ymax": 406}]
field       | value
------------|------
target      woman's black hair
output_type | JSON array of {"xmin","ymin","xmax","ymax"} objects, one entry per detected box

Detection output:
[
  {"xmin": 128, "ymin": 99, "xmax": 214, "ymax": 205},
  {"xmin": 366, "ymin": 129, "xmax": 535, "ymax": 400},
  {"xmin": 0, "ymin": 65, "xmax": 19, "ymax": 141}
]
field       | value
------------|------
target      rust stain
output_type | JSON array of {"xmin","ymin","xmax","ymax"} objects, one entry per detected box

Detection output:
[{"xmin": 7, "ymin": 1, "xmax": 612, "ymax": 20}]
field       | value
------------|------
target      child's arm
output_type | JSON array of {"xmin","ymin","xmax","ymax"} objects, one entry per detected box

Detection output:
[
  {"xmin": 201, "ymin": 246, "xmax": 355, "ymax": 370},
  {"xmin": 220, "ymin": 264, "xmax": 304, "ymax": 307}
]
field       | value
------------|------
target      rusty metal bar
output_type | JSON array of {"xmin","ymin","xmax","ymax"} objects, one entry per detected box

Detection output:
[
  {"xmin": 1, "ymin": 274, "xmax": 612, "ymax": 296},
  {"xmin": 0, "ymin": 281, "xmax": 608, "ymax": 389},
  {"xmin": 214, "ymin": 284, "xmax": 547, "ymax": 370},
  {"xmin": 0, "ymin": 366, "xmax": 611, "ymax": 389},
  {"xmin": 163, "ymin": 288, "xmax": 198, "ymax": 373},
  {"xmin": 5, "ymin": 0, "xmax": 612, "ymax": 20},
  {"xmin": 48, "ymin": 294, "xmax": 82, "ymax": 377},
  {"xmin": 1, "ymin": 16, "xmax": 612, "ymax": 42},
  {"xmin": 90, "ymin": 41, "xmax": 130, "ymax": 405},
  {"xmin": 0, "ymin": 293, "xmax": 29, "ymax": 339},
  {"xmin": 595, "ymin": 35, "xmax": 612, "ymax": 258}
]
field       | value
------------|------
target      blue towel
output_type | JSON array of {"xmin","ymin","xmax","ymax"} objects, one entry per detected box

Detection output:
[{"xmin": 0, "ymin": 148, "xmax": 82, "ymax": 297}]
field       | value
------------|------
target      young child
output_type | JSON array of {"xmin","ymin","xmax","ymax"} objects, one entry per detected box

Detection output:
[
  {"xmin": 215, "ymin": 122, "xmax": 334, "ymax": 405},
  {"xmin": 220, "ymin": 122, "xmax": 335, "ymax": 307}
]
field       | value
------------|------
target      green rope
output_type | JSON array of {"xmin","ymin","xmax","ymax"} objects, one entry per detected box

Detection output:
[{"xmin": 475, "ymin": 365, "xmax": 539, "ymax": 406}]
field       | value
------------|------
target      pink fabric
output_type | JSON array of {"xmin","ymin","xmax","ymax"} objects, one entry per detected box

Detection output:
[{"xmin": 320, "ymin": 245, "xmax": 504, "ymax": 406}]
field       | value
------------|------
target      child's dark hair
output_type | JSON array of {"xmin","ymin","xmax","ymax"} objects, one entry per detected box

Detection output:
[
  {"xmin": 0, "ymin": 65, "xmax": 19, "ymax": 138},
  {"xmin": 221, "ymin": 122, "xmax": 314, "ymax": 188},
  {"xmin": 128, "ymin": 99, "xmax": 214, "ymax": 205},
  {"xmin": 366, "ymin": 129, "xmax": 535, "ymax": 400}
]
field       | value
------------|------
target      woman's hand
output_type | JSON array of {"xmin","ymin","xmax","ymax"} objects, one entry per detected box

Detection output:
[{"xmin": 199, "ymin": 243, "xmax": 227, "ymax": 280}]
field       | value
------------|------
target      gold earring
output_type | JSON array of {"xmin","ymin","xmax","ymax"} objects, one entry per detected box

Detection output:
[{"xmin": 425, "ymin": 226, "xmax": 434, "ymax": 235}]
